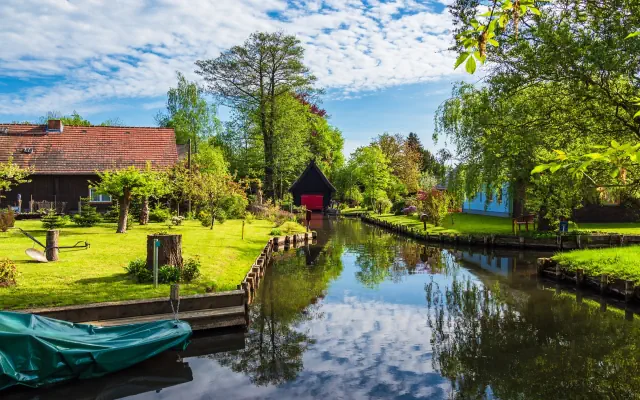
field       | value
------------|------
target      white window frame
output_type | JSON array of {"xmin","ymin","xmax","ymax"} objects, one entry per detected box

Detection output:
[{"xmin": 89, "ymin": 188, "xmax": 112, "ymax": 203}]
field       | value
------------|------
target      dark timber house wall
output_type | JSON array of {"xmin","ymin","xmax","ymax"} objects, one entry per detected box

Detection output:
[
  {"xmin": 289, "ymin": 159, "xmax": 336, "ymax": 211},
  {"xmin": 0, "ymin": 121, "xmax": 178, "ymax": 213}
]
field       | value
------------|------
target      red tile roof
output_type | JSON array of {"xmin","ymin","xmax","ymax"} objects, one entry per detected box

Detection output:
[{"xmin": 0, "ymin": 124, "xmax": 178, "ymax": 175}]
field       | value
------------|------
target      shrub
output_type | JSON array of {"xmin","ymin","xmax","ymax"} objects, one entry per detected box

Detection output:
[
  {"xmin": 221, "ymin": 192, "xmax": 249, "ymax": 219},
  {"xmin": 270, "ymin": 209, "xmax": 295, "ymax": 226},
  {"xmin": 402, "ymin": 205, "xmax": 417, "ymax": 215},
  {"xmin": 171, "ymin": 215, "xmax": 185, "ymax": 226},
  {"xmin": 278, "ymin": 221, "xmax": 304, "ymax": 235},
  {"xmin": 0, "ymin": 259, "xmax": 17, "ymax": 287},
  {"xmin": 0, "ymin": 209, "xmax": 15, "ymax": 232},
  {"xmin": 103, "ymin": 204, "xmax": 119, "ymax": 223},
  {"xmin": 417, "ymin": 189, "xmax": 449, "ymax": 227},
  {"xmin": 199, "ymin": 209, "xmax": 227, "ymax": 227},
  {"xmin": 158, "ymin": 265, "xmax": 181, "ymax": 284},
  {"xmin": 374, "ymin": 197, "xmax": 392, "ymax": 215},
  {"xmin": 124, "ymin": 258, "xmax": 152, "ymax": 283},
  {"xmin": 182, "ymin": 257, "xmax": 201, "ymax": 282},
  {"xmin": 270, "ymin": 228, "xmax": 282, "ymax": 236},
  {"xmin": 245, "ymin": 212, "xmax": 256, "ymax": 224},
  {"xmin": 73, "ymin": 198, "xmax": 101, "ymax": 227},
  {"xmin": 149, "ymin": 205, "xmax": 171, "ymax": 223},
  {"xmin": 41, "ymin": 211, "xmax": 68, "ymax": 229},
  {"xmin": 391, "ymin": 199, "xmax": 406, "ymax": 215}
]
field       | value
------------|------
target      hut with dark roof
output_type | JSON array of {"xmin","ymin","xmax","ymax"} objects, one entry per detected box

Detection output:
[{"xmin": 289, "ymin": 159, "xmax": 336, "ymax": 212}]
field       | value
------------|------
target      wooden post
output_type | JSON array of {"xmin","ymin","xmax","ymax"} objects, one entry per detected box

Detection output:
[
  {"xmin": 625, "ymin": 280, "xmax": 634, "ymax": 303},
  {"xmin": 600, "ymin": 274, "xmax": 608, "ymax": 294},
  {"xmin": 45, "ymin": 230, "xmax": 59, "ymax": 262},
  {"xmin": 242, "ymin": 220, "xmax": 245, "ymax": 240},
  {"xmin": 576, "ymin": 268, "xmax": 584, "ymax": 288}
]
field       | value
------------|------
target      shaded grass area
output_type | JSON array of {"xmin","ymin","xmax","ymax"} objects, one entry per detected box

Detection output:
[
  {"xmin": 0, "ymin": 219, "xmax": 278, "ymax": 309},
  {"xmin": 553, "ymin": 246, "xmax": 640, "ymax": 283},
  {"xmin": 579, "ymin": 223, "xmax": 640, "ymax": 235}
]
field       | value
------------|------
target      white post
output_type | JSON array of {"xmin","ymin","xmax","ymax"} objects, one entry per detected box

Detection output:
[{"xmin": 153, "ymin": 239, "xmax": 159, "ymax": 288}]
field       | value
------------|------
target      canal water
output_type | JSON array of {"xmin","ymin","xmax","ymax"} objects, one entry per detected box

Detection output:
[{"xmin": 8, "ymin": 218, "xmax": 640, "ymax": 399}]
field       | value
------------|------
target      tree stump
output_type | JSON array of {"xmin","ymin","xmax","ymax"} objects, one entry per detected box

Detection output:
[
  {"xmin": 147, "ymin": 234, "xmax": 183, "ymax": 270},
  {"xmin": 46, "ymin": 230, "xmax": 59, "ymax": 261}
]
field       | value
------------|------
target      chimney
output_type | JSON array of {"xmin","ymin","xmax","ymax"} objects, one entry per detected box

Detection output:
[{"xmin": 47, "ymin": 119, "xmax": 64, "ymax": 132}]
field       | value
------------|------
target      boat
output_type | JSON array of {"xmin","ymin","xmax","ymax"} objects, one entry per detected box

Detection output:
[{"xmin": 0, "ymin": 311, "xmax": 191, "ymax": 391}]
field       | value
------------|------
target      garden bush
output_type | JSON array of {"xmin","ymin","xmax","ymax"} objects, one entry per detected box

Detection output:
[
  {"xmin": 221, "ymin": 192, "xmax": 249, "ymax": 219},
  {"xmin": 0, "ymin": 259, "xmax": 18, "ymax": 287},
  {"xmin": 171, "ymin": 215, "xmax": 185, "ymax": 226},
  {"xmin": 182, "ymin": 257, "xmax": 201, "ymax": 282},
  {"xmin": 124, "ymin": 258, "xmax": 152, "ymax": 283},
  {"xmin": 41, "ymin": 210, "xmax": 68, "ymax": 229},
  {"xmin": 158, "ymin": 265, "xmax": 181, "ymax": 284},
  {"xmin": 278, "ymin": 221, "xmax": 305, "ymax": 235},
  {"xmin": 73, "ymin": 198, "xmax": 101, "ymax": 227},
  {"xmin": 417, "ymin": 189, "xmax": 449, "ymax": 227},
  {"xmin": 149, "ymin": 205, "xmax": 171, "ymax": 223},
  {"xmin": 199, "ymin": 209, "xmax": 227, "ymax": 227},
  {"xmin": 0, "ymin": 209, "xmax": 15, "ymax": 232},
  {"xmin": 270, "ymin": 227, "xmax": 282, "ymax": 236},
  {"xmin": 391, "ymin": 199, "xmax": 406, "ymax": 215},
  {"xmin": 245, "ymin": 212, "xmax": 256, "ymax": 224}
]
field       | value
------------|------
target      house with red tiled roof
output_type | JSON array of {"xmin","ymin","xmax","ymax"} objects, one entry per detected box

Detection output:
[{"xmin": 0, "ymin": 120, "xmax": 178, "ymax": 213}]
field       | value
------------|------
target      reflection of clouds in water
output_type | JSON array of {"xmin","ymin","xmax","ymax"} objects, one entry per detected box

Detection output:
[{"xmin": 129, "ymin": 298, "xmax": 452, "ymax": 400}]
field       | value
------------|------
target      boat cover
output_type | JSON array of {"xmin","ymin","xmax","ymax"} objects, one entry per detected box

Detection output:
[{"xmin": 0, "ymin": 311, "xmax": 191, "ymax": 390}]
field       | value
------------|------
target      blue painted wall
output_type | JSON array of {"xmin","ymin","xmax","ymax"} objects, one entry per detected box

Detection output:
[{"xmin": 462, "ymin": 184, "xmax": 512, "ymax": 217}]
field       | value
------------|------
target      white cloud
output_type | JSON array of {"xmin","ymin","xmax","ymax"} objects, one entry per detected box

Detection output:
[{"xmin": 0, "ymin": 0, "xmax": 462, "ymax": 116}]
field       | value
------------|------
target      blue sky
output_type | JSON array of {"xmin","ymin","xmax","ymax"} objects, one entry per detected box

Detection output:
[{"xmin": 0, "ymin": 0, "xmax": 468, "ymax": 158}]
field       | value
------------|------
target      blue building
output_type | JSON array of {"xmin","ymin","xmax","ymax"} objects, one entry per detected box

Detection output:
[{"xmin": 462, "ymin": 184, "xmax": 512, "ymax": 217}]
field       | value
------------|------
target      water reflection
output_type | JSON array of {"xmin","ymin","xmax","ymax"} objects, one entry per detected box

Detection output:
[{"xmin": 6, "ymin": 219, "xmax": 640, "ymax": 399}]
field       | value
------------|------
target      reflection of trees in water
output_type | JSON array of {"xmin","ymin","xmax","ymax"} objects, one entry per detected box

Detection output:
[
  {"xmin": 425, "ymin": 277, "xmax": 640, "ymax": 399},
  {"xmin": 213, "ymin": 236, "xmax": 343, "ymax": 386}
]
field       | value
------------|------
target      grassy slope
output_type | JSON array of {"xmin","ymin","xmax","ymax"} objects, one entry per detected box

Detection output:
[
  {"xmin": 0, "ymin": 219, "xmax": 276, "ymax": 309},
  {"xmin": 553, "ymin": 246, "xmax": 640, "ymax": 283}
]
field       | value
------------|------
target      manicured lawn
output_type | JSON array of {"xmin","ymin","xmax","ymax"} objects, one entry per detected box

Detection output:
[
  {"xmin": 373, "ymin": 213, "xmax": 517, "ymax": 235},
  {"xmin": 579, "ymin": 223, "xmax": 640, "ymax": 235},
  {"xmin": 341, "ymin": 207, "xmax": 368, "ymax": 215},
  {"xmin": 553, "ymin": 246, "xmax": 640, "ymax": 283},
  {"xmin": 0, "ymin": 219, "xmax": 278, "ymax": 309},
  {"xmin": 373, "ymin": 213, "xmax": 640, "ymax": 236}
]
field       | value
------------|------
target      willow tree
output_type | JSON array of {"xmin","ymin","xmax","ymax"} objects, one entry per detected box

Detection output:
[{"xmin": 196, "ymin": 31, "xmax": 317, "ymax": 199}]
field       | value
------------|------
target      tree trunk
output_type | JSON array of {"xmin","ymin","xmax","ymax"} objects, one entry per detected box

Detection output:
[
  {"xmin": 46, "ymin": 230, "xmax": 59, "ymax": 262},
  {"xmin": 116, "ymin": 189, "xmax": 130, "ymax": 234},
  {"xmin": 537, "ymin": 205, "xmax": 553, "ymax": 231},
  {"xmin": 146, "ymin": 234, "xmax": 183, "ymax": 270},
  {"xmin": 139, "ymin": 196, "xmax": 149, "ymax": 225},
  {"xmin": 263, "ymin": 132, "xmax": 275, "ymax": 200}
]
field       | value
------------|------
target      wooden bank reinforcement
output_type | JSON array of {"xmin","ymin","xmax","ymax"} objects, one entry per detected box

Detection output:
[
  {"xmin": 20, "ymin": 231, "xmax": 318, "ymax": 331},
  {"xmin": 361, "ymin": 214, "xmax": 640, "ymax": 251}
]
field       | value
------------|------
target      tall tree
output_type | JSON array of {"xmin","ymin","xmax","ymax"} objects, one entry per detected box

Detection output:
[
  {"xmin": 351, "ymin": 145, "xmax": 392, "ymax": 209},
  {"xmin": 156, "ymin": 71, "xmax": 222, "ymax": 152},
  {"xmin": 374, "ymin": 133, "xmax": 421, "ymax": 193},
  {"xmin": 196, "ymin": 31, "xmax": 317, "ymax": 199}
]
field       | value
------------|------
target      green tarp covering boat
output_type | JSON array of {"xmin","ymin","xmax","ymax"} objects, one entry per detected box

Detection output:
[{"xmin": 0, "ymin": 311, "xmax": 191, "ymax": 391}]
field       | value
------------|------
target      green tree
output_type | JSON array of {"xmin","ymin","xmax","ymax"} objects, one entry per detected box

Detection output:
[
  {"xmin": 91, "ymin": 166, "xmax": 156, "ymax": 233},
  {"xmin": 374, "ymin": 133, "xmax": 422, "ymax": 193},
  {"xmin": 196, "ymin": 31, "xmax": 317, "ymax": 199},
  {"xmin": 351, "ymin": 145, "xmax": 392, "ymax": 210},
  {"xmin": 156, "ymin": 71, "xmax": 222, "ymax": 152},
  {"xmin": 38, "ymin": 111, "xmax": 122, "ymax": 126},
  {"xmin": 0, "ymin": 157, "xmax": 31, "ymax": 200}
]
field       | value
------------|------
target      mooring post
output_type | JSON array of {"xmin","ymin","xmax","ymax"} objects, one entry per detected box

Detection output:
[
  {"xmin": 45, "ymin": 230, "xmax": 59, "ymax": 262},
  {"xmin": 242, "ymin": 220, "xmax": 245, "ymax": 241},
  {"xmin": 153, "ymin": 239, "xmax": 160, "ymax": 288},
  {"xmin": 625, "ymin": 280, "xmax": 634, "ymax": 303},
  {"xmin": 600, "ymin": 274, "xmax": 608, "ymax": 294}
]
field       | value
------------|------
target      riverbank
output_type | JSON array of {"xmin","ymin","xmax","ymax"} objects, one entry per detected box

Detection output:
[
  {"xmin": 0, "ymin": 219, "xmax": 285, "ymax": 309},
  {"xmin": 361, "ymin": 214, "xmax": 640, "ymax": 251},
  {"xmin": 552, "ymin": 246, "xmax": 640, "ymax": 283}
]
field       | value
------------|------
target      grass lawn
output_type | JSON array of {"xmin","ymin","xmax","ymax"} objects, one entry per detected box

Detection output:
[
  {"xmin": 553, "ymin": 246, "xmax": 640, "ymax": 283},
  {"xmin": 0, "ymin": 219, "xmax": 278, "ymax": 309},
  {"xmin": 372, "ymin": 213, "xmax": 640, "ymax": 236},
  {"xmin": 373, "ymin": 213, "xmax": 517, "ymax": 235},
  {"xmin": 341, "ymin": 207, "xmax": 368, "ymax": 216}
]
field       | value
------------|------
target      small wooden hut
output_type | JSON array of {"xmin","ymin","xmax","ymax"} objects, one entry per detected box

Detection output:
[{"xmin": 289, "ymin": 160, "xmax": 336, "ymax": 211}]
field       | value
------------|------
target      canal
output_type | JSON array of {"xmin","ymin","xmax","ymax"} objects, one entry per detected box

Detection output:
[{"xmin": 8, "ymin": 218, "xmax": 640, "ymax": 399}]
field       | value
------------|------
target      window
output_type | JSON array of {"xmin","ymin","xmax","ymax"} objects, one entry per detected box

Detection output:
[{"xmin": 89, "ymin": 188, "xmax": 112, "ymax": 203}]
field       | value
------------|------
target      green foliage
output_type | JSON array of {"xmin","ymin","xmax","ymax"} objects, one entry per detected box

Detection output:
[
  {"xmin": 0, "ymin": 157, "xmax": 32, "ymax": 199},
  {"xmin": 171, "ymin": 215, "xmax": 185, "ymax": 226},
  {"xmin": 0, "ymin": 259, "xmax": 17, "ymax": 287},
  {"xmin": 245, "ymin": 212, "xmax": 256, "ymax": 224},
  {"xmin": 0, "ymin": 209, "xmax": 15, "ymax": 232},
  {"xmin": 156, "ymin": 71, "xmax": 221, "ymax": 148},
  {"xmin": 182, "ymin": 257, "xmax": 202, "ymax": 282},
  {"xmin": 73, "ymin": 199, "xmax": 101, "ymax": 227},
  {"xmin": 270, "ymin": 228, "xmax": 282, "ymax": 236},
  {"xmin": 124, "ymin": 258, "xmax": 152, "ymax": 283},
  {"xmin": 41, "ymin": 210, "xmax": 68, "ymax": 230},
  {"xmin": 149, "ymin": 204, "xmax": 171, "ymax": 223},
  {"xmin": 158, "ymin": 265, "xmax": 181, "ymax": 284},
  {"xmin": 352, "ymin": 145, "xmax": 392, "ymax": 209},
  {"xmin": 417, "ymin": 189, "xmax": 449, "ymax": 227}
]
